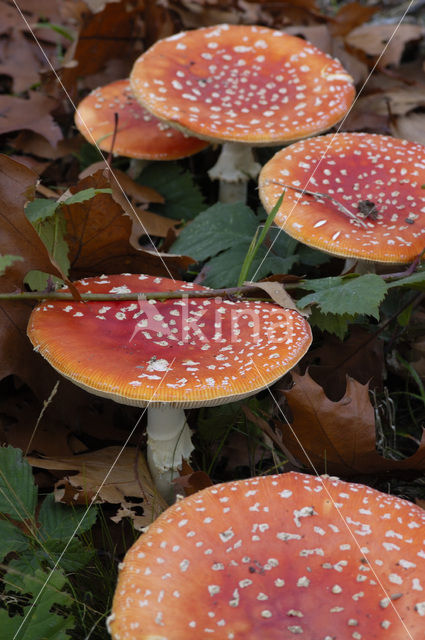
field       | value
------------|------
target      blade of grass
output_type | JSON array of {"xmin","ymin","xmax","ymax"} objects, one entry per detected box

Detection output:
[{"xmin": 237, "ymin": 191, "xmax": 285, "ymax": 287}]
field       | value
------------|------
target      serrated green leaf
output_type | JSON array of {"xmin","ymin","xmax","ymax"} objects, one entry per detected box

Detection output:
[
  {"xmin": 0, "ymin": 254, "xmax": 24, "ymax": 275},
  {"xmin": 2, "ymin": 565, "xmax": 73, "ymax": 640},
  {"xmin": 386, "ymin": 269, "xmax": 425, "ymax": 290},
  {"xmin": 38, "ymin": 493, "xmax": 97, "ymax": 542},
  {"xmin": 4, "ymin": 551, "xmax": 45, "ymax": 596},
  {"xmin": 25, "ymin": 199, "xmax": 58, "ymax": 223},
  {"xmin": 41, "ymin": 538, "xmax": 94, "ymax": 573},
  {"xmin": 0, "ymin": 519, "xmax": 29, "ymax": 561},
  {"xmin": 25, "ymin": 211, "xmax": 70, "ymax": 290},
  {"xmin": 64, "ymin": 187, "xmax": 111, "ymax": 205},
  {"xmin": 203, "ymin": 242, "xmax": 297, "ymax": 288},
  {"xmin": 297, "ymin": 275, "xmax": 344, "ymax": 292},
  {"xmin": 297, "ymin": 274, "xmax": 388, "ymax": 319},
  {"xmin": 0, "ymin": 607, "xmax": 73, "ymax": 640},
  {"xmin": 171, "ymin": 202, "xmax": 258, "ymax": 260},
  {"xmin": 0, "ymin": 446, "xmax": 37, "ymax": 522},
  {"xmin": 26, "ymin": 189, "xmax": 112, "ymax": 224},
  {"xmin": 140, "ymin": 162, "xmax": 205, "ymax": 220},
  {"xmin": 307, "ymin": 308, "xmax": 356, "ymax": 340}
]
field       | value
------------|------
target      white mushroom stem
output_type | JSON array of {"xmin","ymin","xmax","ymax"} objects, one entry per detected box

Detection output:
[
  {"xmin": 208, "ymin": 142, "xmax": 261, "ymax": 203},
  {"xmin": 146, "ymin": 406, "xmax": 194, "ymax": 503},
  {"xmin": 128, "ymin": 159, "xmax": 149, "ymax": 179}
]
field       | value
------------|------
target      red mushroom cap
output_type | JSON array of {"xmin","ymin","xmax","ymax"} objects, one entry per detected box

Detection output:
[
  {"xmin": 130, "ymin": 24, "xmax": 355, "ymax": 145},
  {"xmin": 108, "ymin": 471, "xmax": 425, "ymax": 639},
  {"xmin": 259, "ymin": 132, "xmax": 425, "ymax": 263},
  {"xmin": 74, "ymin": 79, "xmax": 209, "ymax": 159},
  {"xmin": 27, "ymin": 274, "xmax": 312, "ymax": 407}
]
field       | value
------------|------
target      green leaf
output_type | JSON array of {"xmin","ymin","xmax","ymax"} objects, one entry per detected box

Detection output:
[
  {"xmin": 307, "ymin": 308, "xmax": 357, "ymax": 340},
  {"xmin": 25, "ymin": 189, "xmax": 112, "ymax": 223},
  {"xmin": 297, "ymin": 243, "xmax": 332, "ymax": 266},
  {"xmin": 41, "ymin": 538, "xmax": 94, "ymax": 573},
  {"xmin": 386, "ymin": 269, "xmax": 425, "ymax": 290},
  {"xmin": 64, "ymin": 187, "xmax": 111, "ymax": 206},
  {"xmin": 203, "ymin": 243, "xmax": 297, "ymax": 288},
  {"xmin": 0, "ymin": 519, "xmax": 29, "ymax": 561},
  {"xmin": 0, "ymin": 254, "xmax": 24, "ymax": 275},
  {"xmin": 297, "ymin": 275, "xmax": 344, "ymax": 292},
  {"xmin": 0, "ymin": 607, "xmax": 73, "ymax": 640},
  {"xmin": 5, "ymin": 551, "xmax": 49, "ymax": 595},
  {"xmin": 1, "ymin": 565, "xmax": 74, "ymax": 640},
  {"xmin": 297, "ymin": 274, "xmax": 388, "ymax": 319},
  {"xmin": 0, "ymin": 446, "xmax": 37, "ymax": 522},
  {"xmin": 25, "ymin": 199, "xmax": 58, "ymax": 223},
  {"xmin": 25, "ymin": 211, "xmax": 70, "ymax": 290},
  {"xmin": 198, "ymin": 402, "xmax": 243, "ymax": 443},
  {"xmin": 140, "ymin": 162, "xmax": 205, "ymax": 220},
  {"xmin": 38, "ymin": 493, "xmax": 97, "ymax": 541},
  {"xmin": 171, "ymin": 202, "xmax": 259, "ymax": 260}
]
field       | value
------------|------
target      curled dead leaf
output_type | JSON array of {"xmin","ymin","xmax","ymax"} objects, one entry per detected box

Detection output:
[
  {"xmin": 27, "ymin": 446, "xmax": 167, "ymax": 530},
  {"xmin": 279, "ymin": 370, "xmax": 425, "ymax": 475}
]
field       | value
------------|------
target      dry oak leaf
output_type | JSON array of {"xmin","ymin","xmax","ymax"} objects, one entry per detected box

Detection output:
[
  {"xmin": 58, "ymin": 0, "xmax": 144, "ymax": 98},
  {"xmin": 27, "ymin": 446, "xmax": 167, "ymax": 530},
  {"xmin": 64, "ymin": 169, "xmax": 193, "ymax": 279},
  {"xmin": 0, "ymin": 156, "xmax": 73, "ymax": 392},
  {"xmin": 280, "ymin": 370, "xmax": 425, "ymax": 476},
  {"xmin": 391, "ymin": 111, "xmax": 425, "ymax": 147},
  {"xmin": 0, "ymin": 93, "xmax": 63, "ymax": 146},
  {"xmin": 345, "ymin": 23, "xmax": 423, "ymax": 69},
  {"xmin": 329, "ymin": 1, "xmax": 378, "ymax": 37},
  {"xmin": 79, "ymin": 164, "xmax": 175, "ymax": 238}
]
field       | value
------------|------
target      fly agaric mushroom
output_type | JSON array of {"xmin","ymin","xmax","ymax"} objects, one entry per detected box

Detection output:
[
  {"xmin": 108, "ymin": 471, "xmax": 425, "ymax": 639},
  {"xmin": 259, "ymin": 132, "xmax": 425, "ymax": 265},
  {"xmin": 130, "ymin": 24, "xmax": 355, "ymax": 202},
  {"xmin": 27, "ymin": 274, "xmax": 312, "ymax": 502},
  {"xmin": 74, "ymin": 79, "xmax": 209, "ymax": 161}
]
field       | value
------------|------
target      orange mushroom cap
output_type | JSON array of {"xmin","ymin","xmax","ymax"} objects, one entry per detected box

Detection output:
[
  {"xmin": 27, "ymin": 274, "xmax": 312, "ymax": 408},
  {"xmin": 108, "ymin": 471, "xmax": 425, "ymax": 639},
  {"xmin": 130, "ymin": 24, "xmax": 355, "ymax": 146},
  {"xmin": 74, "ymin": 79, "xmax": 209, "ymax": 160},
  {"xmin": 259, "ymin": 132, "xmax": 425, "ymax": 263}
]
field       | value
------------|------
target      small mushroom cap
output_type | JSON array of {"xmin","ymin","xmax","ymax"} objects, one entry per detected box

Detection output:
[
  {"xmin": 259, "ymin": 132, "xmax": 425, "ymax": 263},
  {"xmin": 74, "ymin": 79, "xmax": 209, "ymax": 159},
  {"xmin": 130, "ymin": 24, "xmax": 355, "ymax": 145},
  {"xmin": 27, "ymin": 274, "xmax": 312, "ymax": 408},
  {"xmin": 108, "ymin": 471, "xmax": 425, "ymax": 639}
]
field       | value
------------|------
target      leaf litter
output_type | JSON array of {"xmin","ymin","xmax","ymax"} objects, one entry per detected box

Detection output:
[{"xmin": 1, "ymin": 1, "xmax": 425, "ymax": 635}]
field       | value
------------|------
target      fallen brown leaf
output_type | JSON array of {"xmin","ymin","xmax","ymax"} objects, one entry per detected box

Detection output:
[
  {"xmin": 57, "ymin": 0, "xmax": 144, "ymax": 98},
  {"xmin": 345, "ymin": 23, "xmax": 423, "ymax": 69},
  {"xmin": 0, "ymin": 156, "xmax": 73, "ymax": 392},
  {"xmin": 301, "ymin": 325, "xmax": 385, "ymax": 401},
  {"xmin": 330, "ymin": 1, "xmax": 378, "ymax": 37},
  {"xmin": 0, "ymin": 93, "xmax": 63, "ymax": 146},
  {"xmin": 64, "ymin": 169, "xmax": 193, "ymax": 279},
  {"xmin": 280, "ymin": 370, "xmax": 425, "ymax": 475},
  {"xmin": 27, "ymin": 446, "xmax": 167, "ymax": 530},
  {"xmin": 12, "ymin": 132, "xmax": 82, "ymax": 161},
  {"xmin": 391, "ymin": 111, "xmax": 425, "ymax": 146},
  {"xmin": 175, "ymin": 460, "xmax": 213, "ymax": 496},
  {"xmin": 0, "ymin": 387, "xmax": 87, "ymax": 458}
]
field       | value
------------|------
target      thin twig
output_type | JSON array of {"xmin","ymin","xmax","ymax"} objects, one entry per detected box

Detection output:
[
  {"xmin": 0, "ymin": 284, "xmax": 293, "ymax": 302},
  {"xmin": 264, "ymin": 179, "xmax": 369, "ymax": 229}
]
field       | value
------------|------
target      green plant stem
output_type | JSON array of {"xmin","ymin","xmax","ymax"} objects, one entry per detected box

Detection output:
[{"xmin": 237, "ymin": 192, "xmax": 284, "ymax": 286}]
